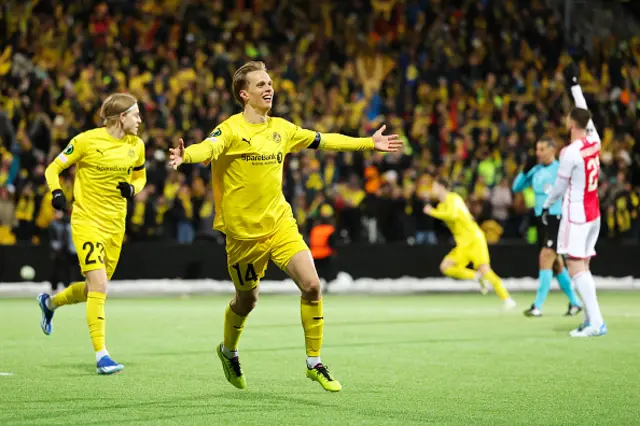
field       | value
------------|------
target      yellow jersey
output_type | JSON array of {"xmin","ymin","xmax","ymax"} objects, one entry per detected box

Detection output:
[
  {"xmin": 429, "ymin": 192, "xmax": 484, "ymax": 246},
  {"xmin": 45, "ymin": 128, "xmax": 146, "ymax": 231},
  {"xmin": 187, "ymin": 113, "xmax": 371, "ymax": 240}
]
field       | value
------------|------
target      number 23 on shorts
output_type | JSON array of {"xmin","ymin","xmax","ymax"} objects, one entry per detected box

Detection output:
[{"xmin": 83, "ymin": 241, "xmax": 105, "ymax": 265}]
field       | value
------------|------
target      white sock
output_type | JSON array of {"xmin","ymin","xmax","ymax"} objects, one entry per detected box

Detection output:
[
  {"xmin": 45, "ymin": 296, "xmax": 55, "ymax": 311},
  {"xmin": 573, "ymin": 271, "xmax": 603, "ymax": 328},
  {"xmin": 583, "ymin": 299, "xmax": 590, "ymax": 324},
  {"xmin": 221, "ymin": 345, "xmax": 237, "ymax": 359},
  {"xmin": 96, "ymin": 349, "xmax": 109, "ymax": 363},
  {"xmin": 306, "ymin": 356, "xmax": 321, "ymax": 369}
]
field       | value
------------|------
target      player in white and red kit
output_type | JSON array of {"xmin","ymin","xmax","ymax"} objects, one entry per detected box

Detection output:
[{"xmin": 542, "ymin": 68, "xmax": 606, "ymax": 338}]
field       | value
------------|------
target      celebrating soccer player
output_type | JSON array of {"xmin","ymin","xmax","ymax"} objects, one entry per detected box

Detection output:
[
  {"xmin": 512, "ymin": 138, "xmax": 582, "ymax": 317},
  {"xmin": 423, "ymin": 178, "xmax": 516, "ymax": 309},
  {"xmin": 168, "ymin": 61, "xmax": 402, "ymax": 392},
  {"xmin": 542, "ymin": 65, "xmax": 606, "ymax": 337},
  {"xmin": 38, "ymin": 93, "xmax": 146, "ymax": 374}
]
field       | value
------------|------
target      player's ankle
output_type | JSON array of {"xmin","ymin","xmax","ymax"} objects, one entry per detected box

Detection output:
[
  {"xmin": 45, "ymin": 296, "xmax": 56, "ymax": 311},
  {"xmin": 221, "ymin": 345, "xmax": 238, "ymax": 359},
  {"xmin": 95, "ymin": 349, "xmax": 109, "ymax": 362},
  {"xmin": 306, "ymin": 356, "xmax": 321, "ymax": 369}
]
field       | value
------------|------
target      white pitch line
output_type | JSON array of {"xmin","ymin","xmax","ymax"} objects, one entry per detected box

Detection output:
[{"xmin": 0, "ymin": 372, "xmax": 14, "ymax": 376}]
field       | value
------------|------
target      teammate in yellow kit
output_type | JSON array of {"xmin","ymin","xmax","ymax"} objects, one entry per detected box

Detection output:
[
  {"xmin": 424, "ymin": 178, "xmax": 516, "ymax": 309},
  {"xmin": 38, "ymin": 93, "xmax": 146, "ymax": 374},
  {"xmin": 168, "ymin": 61, "xmax": 402, "ymax": 392}
]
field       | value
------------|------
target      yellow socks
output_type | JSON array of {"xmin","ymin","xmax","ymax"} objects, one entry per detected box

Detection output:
[
  {"xmin": 52, "ymin": 282, "xmax": 87, "ymax": 308},
  {"xmin": 223, "ymin": 303, "xmax": 248, "ymax": 352},
  {"xmin": 300, "ymin": 298, "xmax": 324, "ymax": 359},
  {"xmin": 86, "ymin": 292, "xmax": 107, "ymax": 352},
  {"xmin": 443, "ymin": 266, "xmax": 477, "ymax": 281},
  {"xmin": 483, "ymin": 269, "xmax": 511, "ymax": 301}
]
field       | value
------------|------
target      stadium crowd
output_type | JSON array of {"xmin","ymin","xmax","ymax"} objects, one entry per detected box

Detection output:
[{"xmin": 1, "ymin": 0, "xmax": 639, "ymax": 249}]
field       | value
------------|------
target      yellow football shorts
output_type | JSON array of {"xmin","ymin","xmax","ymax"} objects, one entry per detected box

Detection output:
[
  {"xmin": 225, "ymin": 218, "xmax": 309, "ymax": 291},
  {"xmin": 71, "ymin": 221, "xmax": 124, "ymax": 280},
  {"xmin": 445, "ymin": 236, "xmax": 491, "ymax": 269}
]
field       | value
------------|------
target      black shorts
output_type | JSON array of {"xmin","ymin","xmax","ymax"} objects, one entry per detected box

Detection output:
[{"xmin": 536, "ymin": 215, "xmax": 561, "ymax": 251}]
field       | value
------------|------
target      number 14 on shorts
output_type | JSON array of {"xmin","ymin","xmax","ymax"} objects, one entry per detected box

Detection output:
[{"xmin": 231, "ymin": 263, "xmax": 258, "ymax": 286}]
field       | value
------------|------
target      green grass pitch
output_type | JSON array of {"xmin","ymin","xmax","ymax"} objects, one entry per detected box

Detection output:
[{"xmin": 1, "ymin": 291, "xmax": 639, "ymax": 425}]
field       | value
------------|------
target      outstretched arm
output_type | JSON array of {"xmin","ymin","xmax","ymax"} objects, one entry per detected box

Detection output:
[
  {"xmin": 566, "ymin": 65, "xmax": 601, "ymax": 143},
  {"xmin": 289, "ymin": 124, "xmax": 403, "ymax": 153},
  {"xmin": 309, "ymin": 132, "xmax": 374, "ymax": 152},
  {"xmin": 169, "ymin": 136, "xmax": 227, "ymax": 169},
  {"xmin": 570, "ymin": 85, "xmax": 601, "ymax": 143}
]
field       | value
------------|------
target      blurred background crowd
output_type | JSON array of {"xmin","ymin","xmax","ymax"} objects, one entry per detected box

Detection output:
[{"xmin": 1, "ymin": 0, "xmax": 639, "ymax": 249}]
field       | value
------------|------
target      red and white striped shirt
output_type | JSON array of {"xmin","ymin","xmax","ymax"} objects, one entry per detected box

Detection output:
[{"xmin": 555, "ymin": 138, "xmax": 601, "ymax": 223}]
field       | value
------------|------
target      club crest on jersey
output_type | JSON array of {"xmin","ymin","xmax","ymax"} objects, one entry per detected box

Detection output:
[
  {"xmin": 63, "ymin": 144, "xmax": 74, "ymax": 155},
  {"xmin": 210, "ymin": 128, "xmax": 222, "ymax": 138},
  {"xmin": 128, "ymin": 149, "xmax": 136, "ymax": 158},
  {"xmin": 272, "ymin": 132, "xmax": 281, "ymax": 143}
]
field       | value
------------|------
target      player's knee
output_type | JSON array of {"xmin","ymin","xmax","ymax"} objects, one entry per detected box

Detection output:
[
  {"xmin": 552, "ymin": 259, "xmax": 564, "ymax": 275},
  {"xmin": 233, "ymin": 289, "xmax": 259, "ymax": 315},
  {"xmin": 299, "ymin": 277, "xmax": 321, "ymax": 300},
  {"xmin": 476, "ymin": 264, "xmax": 490, "ymax": 276},
  {"xmin": 85, "ymin": 269, "xmax": 108, "ymax": 293},
  {"xmin": 565, "ymin": 259, "xmax": 586, "ymax": 278},
  {"xmin": 539, "ymin": 249, "xmax": 556, "ymax": 269},
  {"xmin": 439, "ymin": 260, "xmax": 453, "ymax": 275}
]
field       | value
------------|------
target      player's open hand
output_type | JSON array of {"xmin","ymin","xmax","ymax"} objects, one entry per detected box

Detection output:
[
  {"xmin": 169, "ymin": 138, "xmax": 185, "ymax": 170},
  {"xmin": 372, "ymin": 125, "xmax": 403, "ymax": 153}
]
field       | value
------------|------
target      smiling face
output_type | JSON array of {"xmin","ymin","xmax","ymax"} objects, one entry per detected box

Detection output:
[
  {"xmin": 232, "ymin": 61, "xmax": 274, "ymax": 113},
  {"xmin": 240, "ymin": 70, "xmax": 273, "ymax": 112}
]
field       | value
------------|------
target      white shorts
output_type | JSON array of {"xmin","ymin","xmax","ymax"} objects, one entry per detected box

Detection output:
[{"xmin": 557, "ymin": 217, "xmax": 600, "ymax": 259}]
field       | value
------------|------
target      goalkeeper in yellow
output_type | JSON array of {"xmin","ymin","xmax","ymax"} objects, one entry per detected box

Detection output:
[
  {"xmin": 37, "ymin": 93, "xmax": 146, "ymax": 375},
  {"xmin": 424, "ymin": 178, "xmax": 516, "ymax": 309},
  {"xmin": 168, "ymin": 61, "xmax": 402, "ymax": 392}
]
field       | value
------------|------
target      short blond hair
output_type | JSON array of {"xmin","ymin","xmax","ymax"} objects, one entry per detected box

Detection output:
[
  {"xmin": 100, "ymin": 93, "xmax": 137, "ymax": 126},
  {"xmin": 232, "ymin": 61, "xmax": 267, "ymax": 106}
]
